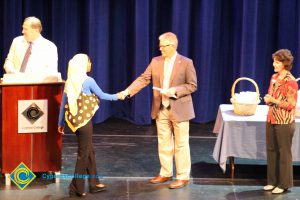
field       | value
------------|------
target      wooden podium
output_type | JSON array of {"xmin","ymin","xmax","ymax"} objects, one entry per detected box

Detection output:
[{"xmin": 0, "ymin": 82, "xmax": 64, "ymax": 183}]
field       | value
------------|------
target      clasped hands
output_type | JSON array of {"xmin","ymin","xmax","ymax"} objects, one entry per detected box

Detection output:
[{"xmin": 264, "ymin": 94, "xmax": 279, "ymax": 105}]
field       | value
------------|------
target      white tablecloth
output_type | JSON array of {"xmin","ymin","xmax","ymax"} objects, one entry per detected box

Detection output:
[{"xmin": 212, "ymin": 104, "xmax": 300, "ymax": 172}]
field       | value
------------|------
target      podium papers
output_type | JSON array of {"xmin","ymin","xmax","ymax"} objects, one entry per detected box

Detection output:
[{"xmin": 2, "ymin": 72, "xmax": 62, "ymax": 83}]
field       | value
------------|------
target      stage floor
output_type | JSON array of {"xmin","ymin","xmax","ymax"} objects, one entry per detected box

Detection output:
[{"xmin": 0, "ymin": 118, "xmax": 300, "ymax": 200}]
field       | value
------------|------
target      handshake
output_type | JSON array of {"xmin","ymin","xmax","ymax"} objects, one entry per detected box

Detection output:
[
  {"xmin": 116, "ymin": 87, "xmax": 177, "ymax": 100},
  {"xmin": 117, "ymin": 89, "xmax": 130, "ymax": 100}
]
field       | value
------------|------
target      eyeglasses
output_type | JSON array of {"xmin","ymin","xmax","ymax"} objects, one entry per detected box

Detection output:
[{"xmin": 159, "ymin": 44, "xmax": 173, "ymax": 48}]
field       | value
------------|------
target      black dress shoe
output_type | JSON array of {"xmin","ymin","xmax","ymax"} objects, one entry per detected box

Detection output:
[
  {"xmin": 90, "ymin": 185, "xmax": 106, "ymax": 193},
  {"xmin": 69, "ymin": 190, "xmax": 87, "ymax": 197}
]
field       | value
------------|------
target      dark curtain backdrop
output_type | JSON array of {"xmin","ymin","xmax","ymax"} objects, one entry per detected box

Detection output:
[{"xmin": 1, "ymin": 0, "xmax": 300, "ymax": 124}]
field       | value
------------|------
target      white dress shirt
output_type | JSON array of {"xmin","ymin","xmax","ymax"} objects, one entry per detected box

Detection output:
[
  {"xmin": 4, "ymin": 35, "xmax": 58, "ymax": 74},
  {"xmin": 162, "ymin": 52, "xmax": 177, "ymax": 107}
]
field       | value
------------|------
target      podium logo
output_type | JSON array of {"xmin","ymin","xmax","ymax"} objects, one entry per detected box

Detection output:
[
  {"xmin": 22, "ymin": 103, "xmax": 44, "ymax": 124},
  {"xmin": 10, "ymin": 162, "xmax": 36, "ymax": 190}
]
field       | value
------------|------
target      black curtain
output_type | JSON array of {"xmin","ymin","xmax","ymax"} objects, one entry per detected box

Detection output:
[{"xmin": 1, "ymin": 0, "xmax": 300, "ymax": 124}]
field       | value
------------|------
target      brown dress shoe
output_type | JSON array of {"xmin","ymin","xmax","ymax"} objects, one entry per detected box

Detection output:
[
  {"xmin": 149, "ymin": 175, "xmax": 172, "ymax": 184},
  {"xmin": 169, "ymin": 179, "xmax": 189, "ymax": 189}
]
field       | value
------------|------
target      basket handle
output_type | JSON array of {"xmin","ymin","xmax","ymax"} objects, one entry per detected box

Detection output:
[{"xmin": 231, "ymin": 77, "xmax": 260, "ymax": 100}]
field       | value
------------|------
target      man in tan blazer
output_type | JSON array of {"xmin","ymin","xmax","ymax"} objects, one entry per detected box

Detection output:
[{"xmin": 120, "ymin": 32, "xmax": 197, "ymax": 189}]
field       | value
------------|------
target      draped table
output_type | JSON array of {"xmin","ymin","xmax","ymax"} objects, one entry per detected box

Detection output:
[{"xmin": 212, "ymin": 104, "xmax": 300, "ymax": 178}]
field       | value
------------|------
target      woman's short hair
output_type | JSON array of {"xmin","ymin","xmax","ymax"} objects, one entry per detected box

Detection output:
[{"xmin": 272, "ymin": 49, "xmax": 294, "ymax": 71}]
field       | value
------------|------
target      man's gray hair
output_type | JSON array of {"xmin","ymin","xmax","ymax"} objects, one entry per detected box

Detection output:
[
  {"xmin": 159, "ymin": 32, "xmax": 178, "ymax": 47},
  {"xmin": 24, "ymin": 16, "xmax": 42, "ymax": 32}
]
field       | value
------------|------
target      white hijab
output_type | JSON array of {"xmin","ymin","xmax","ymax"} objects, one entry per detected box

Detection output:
[{"xmin": 64, "ymin": 54, "xmax": 89, "ymax": 116}]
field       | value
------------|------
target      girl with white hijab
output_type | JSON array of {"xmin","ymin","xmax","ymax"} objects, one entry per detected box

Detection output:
[{"xmin": 58, "ymin": 54, "xmax": 121, "ymax": 197}]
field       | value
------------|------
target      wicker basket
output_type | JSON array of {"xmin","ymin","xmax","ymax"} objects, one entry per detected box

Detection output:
[{"xmin": 230, "ymin": 77, "xmax": 260, "ymax": 116}]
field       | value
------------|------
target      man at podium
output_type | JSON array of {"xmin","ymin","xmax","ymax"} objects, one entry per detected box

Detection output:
[{"xmin": 3, "ymin": 16, "xmax": 58, "ymax": 75}]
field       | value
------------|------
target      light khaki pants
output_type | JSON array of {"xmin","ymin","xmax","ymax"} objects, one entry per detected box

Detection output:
[{"xmin": 155, "ymin": 108, "xmax": 191, "ymax": 180}]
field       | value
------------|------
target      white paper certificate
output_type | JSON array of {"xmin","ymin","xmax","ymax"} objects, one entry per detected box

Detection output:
[{"xmin": 152, "ymin": 86, "xmax": 176, "ymax": 98}]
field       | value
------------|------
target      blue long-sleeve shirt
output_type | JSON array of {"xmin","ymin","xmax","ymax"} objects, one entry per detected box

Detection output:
[{"xmin": 58, "ymin": 77, "xmax": 118, "ymax": 126}]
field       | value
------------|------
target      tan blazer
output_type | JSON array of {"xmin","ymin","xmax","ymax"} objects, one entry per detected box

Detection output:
[{"xmin": 127, "ymin": 54, "xmax": 197, "ymax": 122}]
